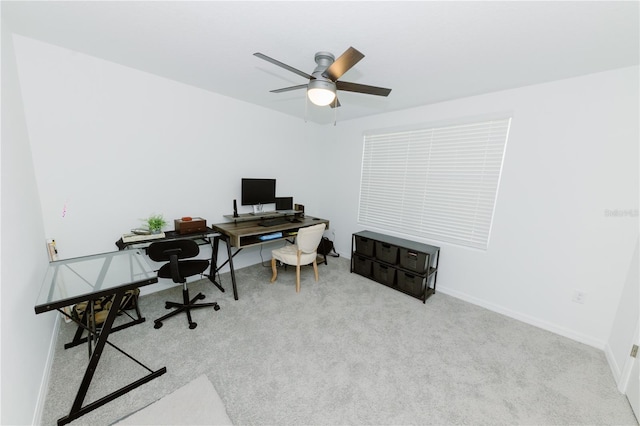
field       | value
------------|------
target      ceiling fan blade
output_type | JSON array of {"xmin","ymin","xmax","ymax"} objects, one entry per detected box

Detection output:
[
  {"xmin": 336, "ymin": 80, "xmax": 392, "ymax": 97},
  {"xmin": 330, "ymin": 97, "xmax": 341, "ymax": 108},
  {"xmin": 270, "ymin": 84, "xmax": 308, "ymax": 93},
  {"xmin": 322, "ymin": 47, "xmax": 365, "ymax": 81},
  {"xmin": 254, "ymin": 52, "xmax": 314, "ymax": 80}
]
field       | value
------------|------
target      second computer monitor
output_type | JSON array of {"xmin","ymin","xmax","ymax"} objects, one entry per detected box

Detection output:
[{"xmin": 275, "ymin": 197, "xmax": 293, "ymax": 211}]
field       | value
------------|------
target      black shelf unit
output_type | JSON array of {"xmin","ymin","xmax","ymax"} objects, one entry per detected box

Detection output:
[{"xmin": 350, "ymin": 230, "xmax": 440, "ymax": 303}]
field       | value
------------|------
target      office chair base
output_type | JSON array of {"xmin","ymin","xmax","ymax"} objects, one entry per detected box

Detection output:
[{"xmin": 154, "ymin": 289, "xmax": 220, "ymax": 330}]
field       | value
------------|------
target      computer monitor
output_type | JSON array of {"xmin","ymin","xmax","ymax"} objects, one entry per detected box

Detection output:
[
  {"xmin": 241, "ymin": 178, "xmax": 276, "ymax": 206},
  {"xmin": 275, "ymin": 197, "xmax": 293, "ymax": 211}
]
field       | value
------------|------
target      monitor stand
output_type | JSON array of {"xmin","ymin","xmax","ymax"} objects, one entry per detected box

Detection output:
[{"xmin": 251, "ymin": 204, "xmax": 263, "ymax": 215}]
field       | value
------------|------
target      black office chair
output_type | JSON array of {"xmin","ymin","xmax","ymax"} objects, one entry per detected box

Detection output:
[{"xmin": 148, "ymin": 239, "xmax": 220, "ymax": 330}]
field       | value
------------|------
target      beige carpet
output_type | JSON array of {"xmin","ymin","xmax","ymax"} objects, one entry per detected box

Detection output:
[
  {"xmin": 115, "ymin": 374, "xmax": 232, "ymax": 425},
  {"xmin": 41, "ymin": 257, "xmax": 638, "ymax": 425}
]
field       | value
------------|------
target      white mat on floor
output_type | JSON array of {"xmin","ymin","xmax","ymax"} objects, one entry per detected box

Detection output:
[{"xmin": 115, "ymin": 374, "xmax": 232, "ymax": 425}]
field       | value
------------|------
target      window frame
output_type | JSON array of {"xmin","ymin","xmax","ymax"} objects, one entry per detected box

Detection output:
[{"xmin": 358, "ymin": 116, "xmax": 512, "ymax": 250}]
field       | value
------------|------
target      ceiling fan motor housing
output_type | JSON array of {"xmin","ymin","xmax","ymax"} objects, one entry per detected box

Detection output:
[
  {"xmin": 314, "ymin": 52, "xmax": 335, "ymax": 71},
  {"xmin": 311, "ymin": 52, "xmax": 336, "ymax": 83}
]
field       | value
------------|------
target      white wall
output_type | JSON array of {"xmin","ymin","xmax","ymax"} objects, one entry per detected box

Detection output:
[
  {"xmin": 321, "ymin": 66, "xmax": 639, "ymax": 349},
  {"xmin": 12, "ymin": 34, "xmax": 325, "ymax": 277},
  {"xmin": 1, "ymin": 28, "xmax": 56, "ymax": 425}
]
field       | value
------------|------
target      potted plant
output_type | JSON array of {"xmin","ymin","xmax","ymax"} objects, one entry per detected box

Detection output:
[{"xmin": 146, "ymin": 214, "xmax": 167, "ymax": 234}]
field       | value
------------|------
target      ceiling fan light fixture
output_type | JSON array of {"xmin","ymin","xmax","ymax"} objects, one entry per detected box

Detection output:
[{"xmin": 307, "ymin": 80, "xmax": 336, "ymax": 106}]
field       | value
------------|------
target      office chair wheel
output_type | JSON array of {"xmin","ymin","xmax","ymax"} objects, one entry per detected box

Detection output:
[
  {"xmin": 198, "ymin": 293, "xmax": 206, "ymax": 300},
  {"xmin": 154, "ymin": 321, "xmax": 163, "ymax": 329},
  {"xmin": 165, "ymin": 303, "xmax": 172, "ymax": 309},
  {"xmin": 189, "ymin": 322, "xmax": 197, "ymax": 330},
  {"xmin": 214, "ymin": 303, "xmax": 221, "ymax": 311}
]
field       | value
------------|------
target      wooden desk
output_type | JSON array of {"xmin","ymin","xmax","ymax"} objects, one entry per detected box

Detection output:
[{"xmin": 210, "ymin": 216, "xmax": 330, "ymax": 300}]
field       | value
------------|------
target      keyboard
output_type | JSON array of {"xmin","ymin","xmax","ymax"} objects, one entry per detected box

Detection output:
[
  {"xmin": 121, "ymin": 232, "xmax": 166, "ymax": 243},
  {"xmin": 259, "ymin": 218, "xmax": 290, "ymax": 227}
]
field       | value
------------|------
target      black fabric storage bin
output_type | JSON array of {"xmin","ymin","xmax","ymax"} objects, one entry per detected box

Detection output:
[
  {"xmin": 375, "ymin": 242, "xmax": 398, "ymax": 264},
  {"xmin": 372, "ymin": 262, "xmax": 396, "ymax": 287},
  {"xmin": 399, "ymin": 248, "xmax": 429, "ymax": 274},
  {"xmin": 353, "ymin": 255, "xmax": 373, "ymax": 277},
  {"xmin": 355, "ymin": 236, "xmax": 375, "ymax": 257},
  {"xmin": 397, "ymin": 271, "xmax": 423, "ymax": 296}
]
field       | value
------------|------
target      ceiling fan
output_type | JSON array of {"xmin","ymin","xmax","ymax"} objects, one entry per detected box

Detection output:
[{"xmin": 254, "ymin": 46, "xmax": 391, "ymax": 108}]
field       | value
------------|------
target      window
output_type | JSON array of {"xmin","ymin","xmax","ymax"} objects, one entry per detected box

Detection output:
[{"xmin": 358, "ymin": 117, "xmax": 511, "ymax": 250}]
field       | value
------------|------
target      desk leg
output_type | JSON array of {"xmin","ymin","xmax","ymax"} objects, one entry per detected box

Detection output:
[
  {"xmin": 226, "ymin": 236, "xmax": 238, "ymax": 300},
  {"xmin": 58, "ymin": 290, "xmax": 166, "ymax": 426},
  {"xmin": 210, "ymin": 235, "xmax": 239, "ymax": 300},
  {"xmin": 207, "ymin": 237, "xmax": 226, "ymax": 294}
]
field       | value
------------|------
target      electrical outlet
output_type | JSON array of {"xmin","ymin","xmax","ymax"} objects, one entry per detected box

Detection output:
[{"xmin": 572, "ymin": 290, "xmax": 587, "ymax": 304}]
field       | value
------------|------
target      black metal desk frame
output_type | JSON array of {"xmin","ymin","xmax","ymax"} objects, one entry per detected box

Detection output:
[
  {"xmin": 34, "ymin": 250, "xmax": 167, "ymax": 426},
  {"xmin": 63, "ymin": 290, "xmax": 144, "ymax": 351},
  {"xmin": 211, "ymin": 233, "xmax": 239, "ymax": 299}
]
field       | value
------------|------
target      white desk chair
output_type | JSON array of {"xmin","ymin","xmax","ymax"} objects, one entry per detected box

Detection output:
[{"xmin": 270, "ymin": 223, "xmax": 326, "ymax": 292}]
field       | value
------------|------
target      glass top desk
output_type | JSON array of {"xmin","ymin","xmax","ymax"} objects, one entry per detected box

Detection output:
[{"xmin": 34, "ymin": 250, "xmax": 166, "ymax": 426}]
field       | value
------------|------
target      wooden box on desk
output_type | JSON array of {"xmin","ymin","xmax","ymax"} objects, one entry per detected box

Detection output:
[{"xmin": 174, "ymin": 217, "xmax": 207, "ymax": 234}]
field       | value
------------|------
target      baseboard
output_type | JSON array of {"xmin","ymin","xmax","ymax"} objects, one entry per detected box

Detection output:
[
  {"xmin": 604, "ymin": 342, "xmax": 623, "ymax": 388},
  {"xmin": 612, "ymin": 321, "xmax": 640, "ymax": 393},
  {"xmin": 437, "ymin": 286, "xmax": 606, "ymax": 350},
  {"xmin": 341, "ymin": 252, "xmax": 605, "ymax": 348},
  {"xmin": 32, "ymin": 314, "xmax": 62, "ymax": 425},
  {"xmin": 281, "ymin": 253, "xmax": 631, "ymax": 396}
]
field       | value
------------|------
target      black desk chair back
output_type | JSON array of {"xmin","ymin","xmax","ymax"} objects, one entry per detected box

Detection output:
[{"xmin": 148, "ymin": 239, "xmax": 220, "ymax": 329}]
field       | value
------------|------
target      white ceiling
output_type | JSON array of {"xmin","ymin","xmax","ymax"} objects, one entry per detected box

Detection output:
[{"xmin": 4, "ymin": 1, "xmax": 639, "ymax": 125}]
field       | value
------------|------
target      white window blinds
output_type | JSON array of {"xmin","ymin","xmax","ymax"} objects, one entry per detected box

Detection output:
[{"xmin": 358, "ymin": 117, "xmax": 511, "ymax": 250}]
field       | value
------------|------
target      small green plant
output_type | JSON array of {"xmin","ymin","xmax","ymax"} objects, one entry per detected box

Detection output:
[{"xmin": 146, "ymin": 214, "xmax": 167, "ymax": 233}]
